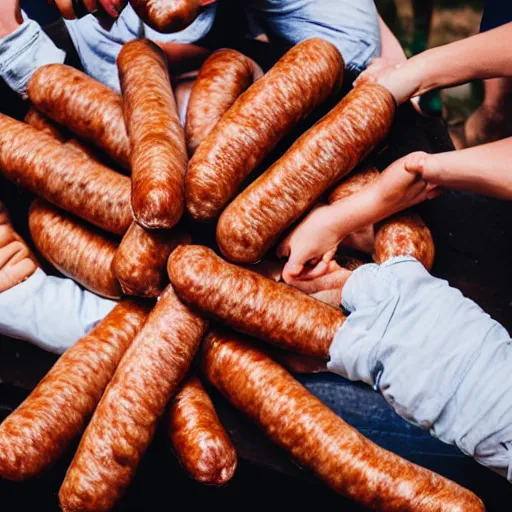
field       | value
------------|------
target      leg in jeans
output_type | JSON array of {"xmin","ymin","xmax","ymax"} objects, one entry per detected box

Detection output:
[
  {"xmin": 246, "ymin": 0, "xmax": 381, "ymax": 76},
  {"xmin": 299, "ymin": 373, "xmax": 512, "ymax": 511}
]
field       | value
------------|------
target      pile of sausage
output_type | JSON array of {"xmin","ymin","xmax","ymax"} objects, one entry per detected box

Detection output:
[{"xmin": 0, "ymin": 37, "xmax": 484, "ymax": 511}]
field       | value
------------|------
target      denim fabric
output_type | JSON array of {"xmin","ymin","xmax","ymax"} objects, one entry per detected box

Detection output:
[
  {"xmin": 63, "ymin": 0, "xmax": 379, "ymax": 91},
  {"xmin": 328, "ymin": 256, "xmax": 512, "ymax": 482}
]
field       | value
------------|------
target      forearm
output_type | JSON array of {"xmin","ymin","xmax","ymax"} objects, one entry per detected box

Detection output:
[
  {"xmin": 0, "ymin": 11, "xmax": 65, "ymax": 97},
  {"xmin": 328, "ymin": 258, "xmax": 512, "ymax": 480},
  {"xmin": 327, "ymin": 183, "xmax": 403, "ymax": 241},
  {"xmin": 381, "ymin": 22, "xmax": 512, "ymax": 101},
  {"xmin": 0, "ymin": 268, "xmax": 116, "ymax": 353},
  {"xmin": 378, "ymin": 15, "xmax": 406, "ymax": 62},
  {"xmin": 425, "ymin": 138, "xmax": 512, "ymax": 200}
]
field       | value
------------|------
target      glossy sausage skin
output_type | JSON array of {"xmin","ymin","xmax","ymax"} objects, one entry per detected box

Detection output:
[
  {"xmin": 167, "ymin": 245, "xmax": 344, "ymax": 358},
  {"xmin": 0, "ymin": 301, "xmax": 149, "ymax": 481},
  {"xmin": 118, "ymin": 40, "xmax": 187, "ymax": 229},
  {"xmin": 374, "ymin": 214, "xmax": 435, "ymax": 270},
  {"xmin": 24, "ymin": 107, "xmax": 68, "ymax": 142},
  {"xmin": 29, "ymin": 199, "xmax": 122, "ymax": 299},
  {"xmin": 217, "ymin": 84, "xmax": 395, "ymax": 263},
  {"xmin": 328, "ymin": 165, "xmax": 380, "ymax": 203},
  {"xmin": 0, "ymin": 113, "xmax": 131, "ymax": 235},
  {"xmin": 168, "ymin": 375, "xmax": 237, "ymax": 485},
  {"xmin": 27, "ymin": 64, "xmax": 130, "ymax": 168},
  {"xmin": 113, "ymin": 222, "xmax": 188, "ymax": 298},
  {"xmin": 202, "ymin": 331, "xmax": 485, "ymax": 512},
  {"xmin": 59, "ymin": 285, "xmax": 208, "ymax": 512},
  {"xmin": 186, "ymin": 38, "xmax": 344, "ymax": 222},
  {"xmin": 185, "ymin": 49, "xmax": 260, "ymax": 155},
  {"xmin": 129, "ymin": 0, "xmax": 202, "ymax": 33},
  {"xmin": 327, "ymin": 165, "xmax": 435, "ymax": 270},
  {"xmin": 26, "ymin": 105, "xmax": 102, "ymax": 161}
]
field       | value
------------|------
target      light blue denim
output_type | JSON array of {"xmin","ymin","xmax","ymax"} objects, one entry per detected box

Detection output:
[
  {"xmin": 329, "ymin": 256, "xmax": 512, "ymax": 482},
  {"xmin": 1, "ymin": 1, "xmax": 380, "ymax": 95}
]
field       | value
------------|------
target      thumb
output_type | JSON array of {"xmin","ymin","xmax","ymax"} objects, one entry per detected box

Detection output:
[
  {"xmin": 405, "ymin": 152, "xmax": 443, "ymax": 183},
  {"xmin": 282, "ymin": 257, "xmax": 304, "ymax": 283}
]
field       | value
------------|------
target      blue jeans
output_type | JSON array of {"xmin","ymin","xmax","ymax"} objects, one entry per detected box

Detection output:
[
  {"xmin": 63, "ymin": 0, "xmax": 380, "ymax": 91},
  {"xmin": 300, "ymin": 373, "xmax": 512, "ymax": 511}
]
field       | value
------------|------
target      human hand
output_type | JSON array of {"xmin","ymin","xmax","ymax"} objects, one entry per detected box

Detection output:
[
  {"xmin": 0, "ymin": 0, "xmax": 22, "ymax": 38},
  {"xmin": 356, "ymin": 57, "xmax": 420, "ymax": 105},
  {"xmin": 285, "ymin": 261, "xmax": 352, "ymax": 304},
  {"xmin": 376, "ymin": 155, "xmax": 442, "ymax": 214},
  {"xmin": 50, "ymin": 1, "xmax": 127, "ymax": 21},
  {"xmin": 278, "ymin": 204, "xmax": 342, "ymax": 283},
  {"xmin": 0, "ymin": 202, "xmax": 38, "ymax": 292}
]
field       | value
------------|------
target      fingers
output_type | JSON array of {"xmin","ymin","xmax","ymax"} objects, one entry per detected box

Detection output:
[
  {"xmin": 310, "ymin": 289, "xmax": 342, "ymax": 308},
  {"xmin": 282, "ymin": 258, "xmax": 304, "ymax": 283},
  {"xmin": 98, "ymin": 0, "xmax": 127, "ymax": 18},
  {"xmin": 405, "ymin": 151, "xmax": 444, "ymax": 185},
  {"xmin": 286, "ymin": 266, "xmax": 352, "ymax": 295},
  {"xmin": 0, "ymin": 242, "xmax": 37, "ymax": 292},
  {"xmin": 403, "ymin": 151, "xmax": 429, "ymax": 176}
]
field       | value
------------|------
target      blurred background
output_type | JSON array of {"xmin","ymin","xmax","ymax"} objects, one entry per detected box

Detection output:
[{"xmin": 377, "ymin": 0, "xmax": 484, "ymax": 148}]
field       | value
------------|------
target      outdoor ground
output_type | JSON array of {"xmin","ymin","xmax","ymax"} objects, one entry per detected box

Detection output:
[{"xmin": 377, "ymin": 0, "xmax": 484, "ymax": 147}]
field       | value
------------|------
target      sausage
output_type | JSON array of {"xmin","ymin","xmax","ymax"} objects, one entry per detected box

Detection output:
[
  {"xmin": 186, "ymin": 38, "xmax": 344, "ymax": 222},
  {"xmin": 25, "ymin": 107, "xmax": 101, "ymax": 163},
  {"xmin": 185, "ymin": 49, "xmax": 261, "ymax": 155},
  {"xmin": 0, "ymin": 113, "xmax": 131, "ymax": 236},
  {"xmin": 113, "ymin": 222, "xmax": 189, "ymax": 298},
  {"xmin": 167, "ymin": 245, "xmax": 344, "ymax": 358},
  {"xmin": 129, "ymin": 0, "xmax": 202, "ymax": 33},
  {"xmin": 0, "ymin": 301, "xmax": 149, "ymax": 481},
  {"xmin": 118, "ymin": 40, "xmax": 187, "ymax": 229},
  {"xmin": 168, "ymin": 375, "xmax": 237, "ymax": 485},
  {"xmin": 59, "ymin": 285, "xmax": 208, "ymax": 512},
  {"xmin": 374, "ymin": 214, "xmax": 435, "ymax": 270},
  {"xmin": 24, "ymin": 107, "xmax": 69, "ymax": 142},
  {"xmin": 29, "ymin": 199, "xmax": 122, "ymax": 299},
  {"xmin": 216, "ymin": 83, "xmax": 396, "ymax": 263},
  {"xmin": 327, "ymin": 165, "xmax": 435, "ymax": 270},
  {"xmin": 202, "ymin": 331, "xmax": 485, "ymax": 512},
  {"xmin": 27, "ymin": 64, "xmax": 130, "ymax": 168},
  {"xmin": 328, "ymin": 165, "xmax": 380, "ymax": 203}
]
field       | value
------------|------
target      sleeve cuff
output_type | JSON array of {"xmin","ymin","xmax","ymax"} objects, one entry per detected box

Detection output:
[
  {"xmin": 0, "ymin": 268, "xmax": 116, "ymax": 353},
  {"xmin": 0, "ymin": 14, "xmax": 65, "ymax": 97}
]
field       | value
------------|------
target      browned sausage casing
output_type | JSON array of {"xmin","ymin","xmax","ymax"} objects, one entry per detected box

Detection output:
[
  {"xmin": 27, "ymin": 64, "xmax": 130, "ymax": 168},
  {"xmin": 0, "ymin": 301, "xmax": 149, "ymax": 481},
  {"xmin": 59, "ymin": 285, "xmax": 208, "ymax": 512},
  {"xmin": 24, "ymin": 107, "xmax": 69, "ymax": 142},
  {"xmin": 29, "ymin": 199, "xmax": 122, "ymax": 299},
  {"xmin": 118, "ymin": 40, "xmax": 187, "ymax": 229},
  {"xmin": 217, "ymin": 84, "xmax": 395, "ymax": 263},
  {"xmin": 327, "ymin": 166, "xmax": 435, "ymax": 270},
  {"xmin": 186, "ymin": 38, "xmax": 344, "ymax": 222},
  {"xmin": 202, "ymin": 331, "xmax": 485, "ymax": 512},
  {"xmin": 185, "ymin": 49, "xmax": 260, "ymax": 155},
  {"xmin": 167, "ymin": 245, "xmax": 344, "ymax": 358},
  {"xmin": 328, "ymin": 165, "xmax": 380, "ymax": 203},
  {"xmin": 0, "ymin": 113, "xmax": 131, "ymax": 235},
  {"xmin": 26, "ymin": 106, "xmax": 102, "ymax": 161},
  {"xmin": 168, "ymin": 375, "xmax": 237, "ymax": 485},
  {"xmin": 113, "ymin": 222, "xmax": 188, "ymax": 298},
  {"xmin": 374, "ymin": 214, "xmax": 435, "ymax": 270},
  {"xmin": 129, "ymin": 0, "xmax": 202, "ymax": 33}
]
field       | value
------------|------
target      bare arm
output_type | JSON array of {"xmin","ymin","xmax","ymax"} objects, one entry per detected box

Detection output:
[
  {"xmin": 363, "ymin": 22, "xmax": 512, "ymax": 103},
  {"xmin": 406, "ymin": 138, "xmax": 512, "ymax": 200}
]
